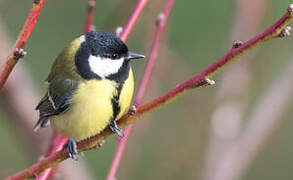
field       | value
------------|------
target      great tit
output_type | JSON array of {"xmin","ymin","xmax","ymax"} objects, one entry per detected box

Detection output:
[{"xmin": 34, "ymin": 30, "xmax": 145, "ymax": 159}]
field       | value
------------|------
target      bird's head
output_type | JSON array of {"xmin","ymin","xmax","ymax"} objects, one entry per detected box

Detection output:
[{"xmin": 75, "ymin": 30, "xmax": 145, "ymax": 80}]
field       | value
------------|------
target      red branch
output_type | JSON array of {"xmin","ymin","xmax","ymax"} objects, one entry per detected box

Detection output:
[
  {"xmin": 106, "ymin": 1, "xmax": 174, "ymax": 179},
  {"xmin": 83, "ymin": 0, "xmax": 96, "ymax": 33},
  {"xmin": 36, "ymin": 133, "xmax": 67, "ymax": 180},
  {"xmin": 119, "ymin": 0, "xmax": 149, "ymax": 42},
  {"xmin": 0, "ymin": 0, "xmax": 46, "ymax": 90},
  {"xmin": 5, "ymin": 4, "xmax": 293, "ymax": 180}
]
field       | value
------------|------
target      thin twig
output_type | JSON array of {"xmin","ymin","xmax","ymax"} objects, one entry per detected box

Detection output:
[
  {"xmin": 36, "ymin": 133, "xmax": 68, "ymax": 180},
  {"xmin": 119, "ymin": 0, "xmax": 149, "ymax": 42},
  {"xmin": 83, "ymin": 0, "xmax": 96, "ymax": 33},
  {"xmin": 5, "ymin": 4, "xmax": 293, "ymax": 180},
  {"xmin": 83, "ymin": 0, "xmax": 96, "ymax": 34},
  {"xmin": 0, "ymin": 0, "xmax": 46, "ymax": 90},
  {"xmin": 106, "ymin": 1, "xmax": 174, "ymax": 179}
]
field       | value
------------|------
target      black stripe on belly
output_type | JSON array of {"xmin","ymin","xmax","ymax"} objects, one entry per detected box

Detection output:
[
  {"xmin": 110, "ymin": 61, "xmax": 130, "ymax": 120},
  {"xmin": 111, "ymin": 83, "xmax": 123, "ymax": 120}
]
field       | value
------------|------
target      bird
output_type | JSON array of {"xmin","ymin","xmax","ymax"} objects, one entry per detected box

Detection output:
[{"xmin": 34, "ymin": 30, "xmax": 145, "ymax": 159}]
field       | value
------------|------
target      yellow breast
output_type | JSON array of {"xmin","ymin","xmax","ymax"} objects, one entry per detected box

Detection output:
[{"xmin": 51, "ymin": 69, "xmax": 134, "ymax": 141}]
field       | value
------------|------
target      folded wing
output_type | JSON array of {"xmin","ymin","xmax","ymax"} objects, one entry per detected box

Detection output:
[{"xmin": 34, "ymin": 76, "xmax": 77, "ymax": 131}]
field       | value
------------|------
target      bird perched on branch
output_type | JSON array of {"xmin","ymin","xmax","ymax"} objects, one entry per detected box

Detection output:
[{"xmin": 34, "ymin": 30, "xmax": 145, "ymax": 159}]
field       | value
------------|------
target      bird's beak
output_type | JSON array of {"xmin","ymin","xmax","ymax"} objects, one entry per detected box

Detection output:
[{"xmin": 126, "ymin": 51, "xmax": 145, "ymax": 60}]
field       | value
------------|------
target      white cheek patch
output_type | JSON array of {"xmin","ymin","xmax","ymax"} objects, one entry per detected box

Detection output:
[{"xmin": 88, "ymin": 55, "xmax": 124, "ymax": 78}]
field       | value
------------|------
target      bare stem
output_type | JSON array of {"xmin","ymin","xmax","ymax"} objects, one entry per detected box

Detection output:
[
  {"xmin": 106, "ymin": 1, "xmax": 174, "ymax": 179},
  {"xmin": 5, "ymin": 4, "xmax": 293, "ymax": 180},
  {"xmin": 0, "ymin": 0, "xmax": 46, "ymax": 90},
  {"xmin": 36, "ymin": 133, "xmax": 68, "ymax": 180},
  {"xmin": 83, "ymin": 0, "xmax": 96, "ymax": 33},
  {"xmin": 119, "ymin": 0, "xmax": 149, "ymax": 42}
]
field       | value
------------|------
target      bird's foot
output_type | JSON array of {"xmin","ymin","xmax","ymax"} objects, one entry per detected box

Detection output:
[
  {"xmin": 110, "ymin": 120, "xmax": 124, "ymax": 137},
  {"xmin": 64, "ymin": 138, "xmax": 78, "ymax": 160}
]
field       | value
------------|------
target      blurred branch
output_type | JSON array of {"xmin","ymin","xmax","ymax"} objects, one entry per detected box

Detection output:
[
  {"xmin": 107, "ymin": 1, "xmax": 174, "ymax": 179},
  {"xmin": 201, "ymin": 0, "xmax": 266, "ymax": 179},
  {"xmin": 208, "ymin": 58, "xmax": 293, "ymax": 180},
  {"xmin": 6, "ymin": 4, "xmax": 293, "ymax": 179},
  {"xmin": 0, "ymin": 0, "xmax": 46, "ymax": 90}
]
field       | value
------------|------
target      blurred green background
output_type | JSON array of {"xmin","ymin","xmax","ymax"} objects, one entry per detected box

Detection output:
[{"xmin": 1, "ymin": 0, "xmax": 293, "ymax": 179}]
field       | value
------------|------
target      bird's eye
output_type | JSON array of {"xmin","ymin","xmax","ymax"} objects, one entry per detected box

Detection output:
[{"xmin": 111, "ymin": 54, "xmax": 118, "ymax": 59}]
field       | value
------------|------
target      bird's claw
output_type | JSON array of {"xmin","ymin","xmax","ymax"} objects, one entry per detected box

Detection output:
[
  {"xmin": 110, "ymin": 120, "xmax": 124, "ymax": 137},
  {"xmin": 64, "ymin": 138, "xmax": 78, "ymax": 160}
]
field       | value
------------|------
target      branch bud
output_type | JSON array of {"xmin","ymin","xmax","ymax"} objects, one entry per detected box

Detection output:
[
  {"xmin": 88, "ymin": 0, "xmax": 96, "ymax": 9},
  {"xmin": 156, "ymin": 13, "xmax": 165, "ymax": 26},
  {"xmin": 128, "ymin": 105, "xmax": 137, "ymax": 115},
  {"xmin": 232, "ymin": 40, "xmax": 244, "ymax": 48},
  {"xmin": 90, "ymin": 25, "xmax": 96, "ymax": 31},
  {"xmin": 288, "ymin": 4, "xmax": 293, "ymax": 15},
  {"xmin": 204, "ymin": 78, "xmax": 216, "ymax": 86},
  {"xmin": 197, "ymin": 78, "xmax": 216, "ymax": 87},
  {"xmin": 33, "ymin": 0, "xmax": 40, "ymax": 4},
  {"xmin": 115, "ymin": 26, "xmax": 123, "ymax": 37},
  {"xmin": 13, "ymin": 48, "xmax": 27, "ymax": 60},
  {"xmin": 279, "ymin": 26, "xmax": 292, "ymax": 38},
  {"xmin": 96, "ymin": 140, "xmax": 105, "ymax": 148}
]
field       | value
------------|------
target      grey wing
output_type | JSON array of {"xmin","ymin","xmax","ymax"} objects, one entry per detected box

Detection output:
[{"xmin": 34, "ymin": 76, "xmax": 77, "ymax": 131}]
